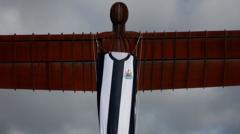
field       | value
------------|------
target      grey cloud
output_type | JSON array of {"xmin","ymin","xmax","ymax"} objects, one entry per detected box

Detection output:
[
  {"xmin": 1, "ymin": 0, "xmax": 240, "ymax": 34},
  {"xmin": 0, "ymin": 0, "xmax": 96, "ymax": 34},
  {"xmin": 137, "ymin": 87, "xmax": 240, "ymax": 134},
  {"xmin": 126, "ymin": 0, "xmax": 240, "ymax": 31},
  {"xmin": 0, "ymin": 91, "xmax": 98, "ymax": 134}
]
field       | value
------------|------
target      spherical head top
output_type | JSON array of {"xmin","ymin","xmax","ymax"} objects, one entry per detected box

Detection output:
[{"xmin": 110, "ymin": 2, "xmax": 128, "ymax": 25}]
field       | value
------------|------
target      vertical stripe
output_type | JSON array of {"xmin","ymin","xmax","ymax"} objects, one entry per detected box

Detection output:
[
  {"xmin": 98, "ymin": 52, "xmax": 137, "ymax": 134},
  {"xmin": 97, "ymin": 54, "xmax": 105, "ymax": 118},
  {"xmin": 128, "ymin": 86, "xmax": 136, "ymax": 134},
  {"xmin": 128, "ymin": 58, "xmax": 138, "ymax": 134},
  {"xmin": 117, "ymin": 56, "xmax": 134, "ymax": 134},
  {"xmin": 107, "ymin": 59, "xmax": 125, "ymax": 134},
  {"xmin": 100, "ymin": 54, "xmax": 114, "ymax": 134}
]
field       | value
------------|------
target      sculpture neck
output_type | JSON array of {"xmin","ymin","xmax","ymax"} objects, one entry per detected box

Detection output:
[{"xmin": 113, "ymin": 24, "xmax": 125, "ymax": 36}]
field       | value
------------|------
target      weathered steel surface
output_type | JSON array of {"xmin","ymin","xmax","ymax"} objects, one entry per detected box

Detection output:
[
  {"xmin": 0, "ymin": 33, "xmax": 97, "ymax": 91},
  {"xmin": 0, "ymin": 30, "xmax": 240, "ymax": 91},
  {"xmin": 0, "ymin": 34, "xmax": 96, "ymax": 62},
  {"xmin": 110, "ymin": 2, "xmax": 128, "ymax": 35},
  {"xmin": 137, "ymin": 30, "xmax": 240, "ymax": 90}
]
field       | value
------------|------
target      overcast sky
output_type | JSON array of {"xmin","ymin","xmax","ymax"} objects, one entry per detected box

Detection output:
[{"xmin": 0, "ymin": 0, "xmax": 240, "ymax": 134}]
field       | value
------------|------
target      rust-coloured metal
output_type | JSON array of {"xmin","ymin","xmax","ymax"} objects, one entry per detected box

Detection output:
[
  {"xmin": 110, "ymin": 2, "xmax": 128, "ymax": 35},
  {"xmin": 109, "ymin": 2, "xmax": 129, "ymax": 52},
  {"xmin": 0, "ymin": 33, "xmax": 97, "ymax": 91},
  {"xmin": 0, "ymin": 30, "xmax": 240, "ymax": 91},
  {"xmin": 137, "ymin": 30, "xmax": 240, "ymax": 90}
]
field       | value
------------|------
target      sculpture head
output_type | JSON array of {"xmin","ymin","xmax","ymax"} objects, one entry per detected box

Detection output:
[
  {"xmin": 110, "ymin": 2, "xmax": 128, "ymax": 25},
  {"xmin": 110, "ymin": 2, "xmax": 128, "ymax": 34}
]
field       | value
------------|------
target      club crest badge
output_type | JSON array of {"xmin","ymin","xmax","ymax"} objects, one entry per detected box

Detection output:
[{"xmin": 124, "ymin": 69, "xmax": 133, "ymax": 79}]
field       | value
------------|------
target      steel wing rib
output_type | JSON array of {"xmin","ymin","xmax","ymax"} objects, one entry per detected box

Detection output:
[
  {"xmin": 0, "ymin": 33, "xmax": 97, "ymax": 91},
  {"xmin": 137, "ymin": 30, "xmax": 240, "ymax": 91}
]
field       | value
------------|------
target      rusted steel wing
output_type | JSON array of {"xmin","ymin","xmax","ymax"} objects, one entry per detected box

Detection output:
[
  {"xmin": 0, "ymin": 30, "xmax": 240, "ymax": 92},
  {"xmin": 137, "ymin": 30, "xmax": 240, "ymax": 90},
  {"xmin": 0, "ymin": 33, "xmax": 97, "ymax": 91}
]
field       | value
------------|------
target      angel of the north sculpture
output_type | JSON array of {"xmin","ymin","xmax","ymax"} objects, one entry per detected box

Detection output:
[{"xmin": 0, "ymin": 2, "xmax": 240, "ymax": 134}]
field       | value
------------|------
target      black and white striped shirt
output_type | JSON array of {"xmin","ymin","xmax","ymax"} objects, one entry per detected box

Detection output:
[{"xmin": 97, "ymin": 52, "xmax": 137, "ymax": 134}]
